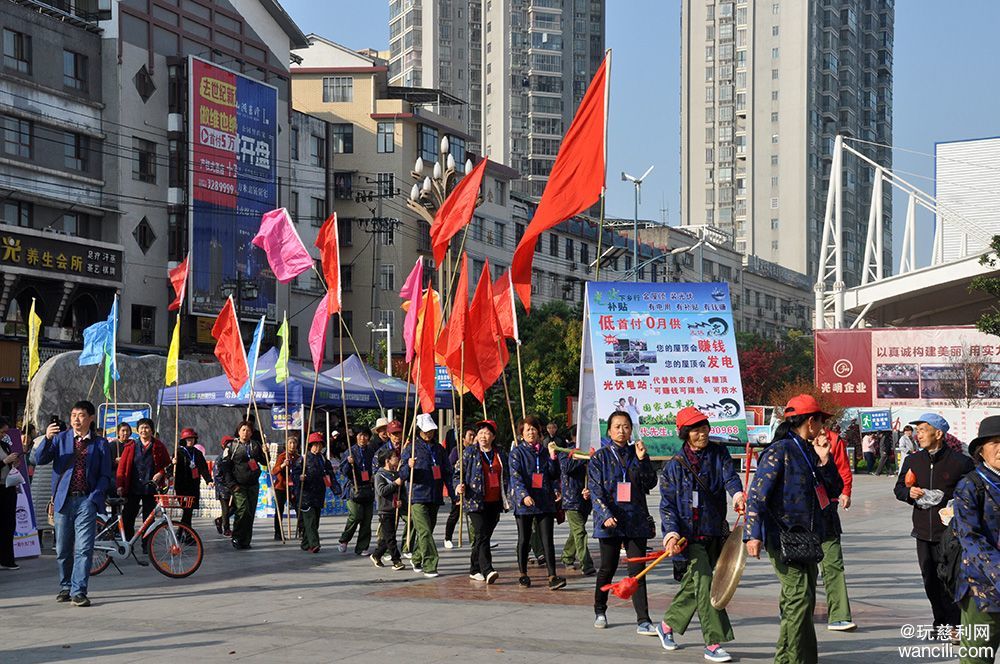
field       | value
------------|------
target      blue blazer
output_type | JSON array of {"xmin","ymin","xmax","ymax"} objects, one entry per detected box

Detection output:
[
  {"xmin": 509, "ymin": 442, "xmax": 561, "ymax": 516},
  {"xmin": 33, "ymin": 430, "xmax": 113, "ymax": 512},
  {"xmin": 953, "ymin": 466, "xmax": 1000, "ymax": 612},
  {"xmin": 400, "ymin": 439, "xmax": 453, "ymax": 505},
  {"xmin": 588, "ymin": 443, "xmax": 657, "ymax": 539},
  {"xmin": 660, "ymin": 443, "xmax": 743, "ymax": 544}
]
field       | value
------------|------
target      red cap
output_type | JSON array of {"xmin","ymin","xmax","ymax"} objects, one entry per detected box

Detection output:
[
  {"xmin": 784, "ymin": 394, "xmax": 831, "ymax": 419},
  {"xmin": 180, "ymin": 427, "xmax": 198, "ymax": 440},
  {"xmin": 675, "ymin": 406, "xmax": 710, "ymax": 429},
  {"xmin": 387, "ymin": 420, "xmax": 403, "ymax": 434},
  {"xmin": 307, "ymin": 432, "xmax": 325, "ymax": 444},
  {"xmin": 221, "ymin": 435, "xmax": 235, "ymax": 446},
  {"xmin": 475, "ymin": 420, "xmax": 498, "ymax": 435}
]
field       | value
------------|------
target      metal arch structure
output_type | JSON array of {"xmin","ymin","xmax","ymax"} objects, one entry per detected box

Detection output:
[{"xmin": 814, "ymin": 135, "xmax": 999, "ymax": 330}]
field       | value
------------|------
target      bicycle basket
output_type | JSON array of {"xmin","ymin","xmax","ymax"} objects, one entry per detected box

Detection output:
[{"xmin": 155, "ymin": 494, "xmax": 195, "ymax": 509}]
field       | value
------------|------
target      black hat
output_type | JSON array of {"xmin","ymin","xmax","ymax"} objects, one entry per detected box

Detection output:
[{"xmin": 969, "ymin": 415, "xmax": 1000, "ymax": 460}]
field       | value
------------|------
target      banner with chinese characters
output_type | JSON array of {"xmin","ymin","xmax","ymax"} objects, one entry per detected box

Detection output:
[
  {"xmin": 0, "ymin": 228, "xmax": 122, "ymax": 282},
  {"xmin": 815, "ymin": 326, "xmax": 1000, "ymax": 409},
  {"xmin": 577, "ymin": 282, "xmax": 748, "ymax": 457},
  {"xmin": 188, "ymin": 56, "xmax": 278, "ymax": 319}
]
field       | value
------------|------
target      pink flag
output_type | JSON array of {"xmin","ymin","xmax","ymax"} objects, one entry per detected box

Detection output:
[
  {"xmin": 399, "ymin": 257, "xmax": 424, "ymax": 363},
  {"xmin": 308, "ymin": 292, "xmax": 330, "ymax": 372},
  {"xmin": 252, "ymin": 208, "xmax": 314, "ymax": 283}
]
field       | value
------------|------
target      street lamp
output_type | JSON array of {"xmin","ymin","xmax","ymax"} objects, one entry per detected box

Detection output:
[
  {"xmin": 406, "ymin": 137, "xmax": 474, "ymax": 226},
  {"xmin": 367, "ymin": 320, "xmax": 392, "ymax": 375},
  {"xmin": 621, "ymin": 165, "xmax": 654, "ymax": 282},
  {"xmin": 669, "ymin": 228, "xmax": 718, "ymax": 282},
  {"xmin": 219, "ymin": 272, "xmax": 259, "ymax": 321}
]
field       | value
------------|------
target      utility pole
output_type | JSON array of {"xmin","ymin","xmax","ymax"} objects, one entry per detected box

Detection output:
[{"xmin": 621, "ymin": 165, "xmax": 654, "ymax": 282}]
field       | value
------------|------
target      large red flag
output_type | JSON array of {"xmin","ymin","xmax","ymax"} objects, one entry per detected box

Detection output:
[
  {"xmin": 167, "ymin": 255, "xmax": 189, "ymax": 311},
  {"xmin": 414, "ymin": 287, "xmax": 438, "ymax": 414},
  {"xmin": 435, "ymin": 254, "xmax": 484, "ymax": 400},
  {"xmin": 430, "ymin": 157, "xmax": 488, "ymax": 265},
  {"xmin": 468, "ymin": 262, "xmax": 509, "ymax": 393},
  {"xmin": 510, "ymin": 52, "xmax": 608, "ymax": 309},
  {"xmin": 315, "ymin": 213, "xmax": 342, "ymax": 315},
  {"xmin": 212, "ymin": 296, "xmax": 248, "ymax": 392},
  {"xmin": 492, "ymin": 270, "xmax": 519, "ymax": 343}
]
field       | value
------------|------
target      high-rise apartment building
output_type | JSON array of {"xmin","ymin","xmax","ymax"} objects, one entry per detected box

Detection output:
[
  {"xmin": 680, "ymin": 0, "xmax": 893, "ymax": 285},
  {"xmin": 388, "ymin": 0, "xmax": 605, "ymax": 198}
]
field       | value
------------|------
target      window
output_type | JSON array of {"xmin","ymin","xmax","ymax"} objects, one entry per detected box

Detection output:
[
  {"xmin": 494, "ymin": 179, "xmax": 506, "ymax": 205},
  {"xmin": 549, "ymin": 234, "xmax": 558, "ymax": 257},
  {"xmin": 311, "ymin": 197, "xmax": 325, "ymax": 227},
  {"xmin": 419, "ymin": 124, "xmax": 438, "ymax": 163},
  {"xmin": 2, "ymin": 116, "xmax": 31, "ymax": 158},
  {"xmin": 310, "ymin": 134, "xmax": 326, "ymax": 166},
  {"xmin": 771, "ymin": 47, "xmax": 779, "ymax": 58},
  {"xmin": 377, "ymin": 172, "xmax": 394, "ymax": 197},
  {"xmin": 771, "ymin": 134, "xmax": 779, "ymax": 144},
  {"xmin": 771, "ymin": 111, "xmax": 779, "ymax": 122},
  {"xmin": 772, "ymin": 25, "xmax": 779, "ymax": 36},
  {"xmin": 771, "ymin": 90, "xmax": 779, "ymax": 100},
  {"xmin": 580, "ymin": 243, "xmax": 589, "ymax": 266},
  {"xmin": 564, "ymin": 237, "xmax": 574, "ymax": 261},
  {"xmin": 515, "ymin": 223, "xmax": 525, "ymax": 244},
  {"xmin": 341, "ymin": 264, "xmax": 353, "ymax": 291},
  {"xmin": 770, "ymin": 197, "xmax": 779, "ymax": 209},
  {"xmin": 289, "ymin": 191, "xmax": 299, "ymax": 220},
  {"xmin": 338, "ymin": 215, "xmax": 353, "ymax": 246},
  {"xmin": 322, "ymin": 76, "xmax": 353, "ymax": 102},
  {"xmin": 130, "ymin": 305, "xmax": 155, "ymax": 345},
  {"xmin": 63, "ymin": 50, "xmax": 87, "ymax": 90},
  {"xmin": 771, "ymin": 240, "xmax": 779, "ymax": 251},
  {"xmin": 378, "ymin": 309, "xmax": 395, "ymax": 329},
  {"xmin": 494, "ymin": 221, "xmax": 505, "ymax": 247},
  {"xmin": 3, "ymin": 30, "xmax": 31, "ymax": 73},
  {"xmin": 377, "ymin": 121, "xmax": 395, "ymax": 153},
  {"xmin": 378, "ymin": 264, "xmax": 395, "ymax": 291},
  {"xmin": 331, "ymin": 124, "xmax": 353, "ymax": 154},
  {"xmin": 64, "ymin": 132, "xmax": 87, "ymax": 170},
  {"xmin": 771, "ymin": 175, "xmax": 779, "ymax": 186},
  {"xmin": 1, "ymin": 200, "xmax": 31, "ymax": 227},
  {"xmin": 132, "ymin": 137, "xmax": 156, "ymax": 183},
  {"xmin": 771, "ymin": 217, "xmax": 779, "ymax": 230},
  {"xmin": 772, "ymin": 2, "xmax": 779, "ymax": 13},
  {"xmin": 772, "ymin": 68, "xmax": 779, "ymax": 80},
  {"xmin": 771, "ymin": 154, "xmax": 779, "ymax": 165},
  {"xmin": 290, "ymin": 127, "xmax": 299, "ymax": 160},
  {"xmin": 133, "ymin": 216, "xmax": 155, "ymax": 252}
]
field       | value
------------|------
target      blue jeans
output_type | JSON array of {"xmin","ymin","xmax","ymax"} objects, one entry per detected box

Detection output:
[{"xmin": 54, "ymin": 495, "xmax": 98, "ymax": 596}]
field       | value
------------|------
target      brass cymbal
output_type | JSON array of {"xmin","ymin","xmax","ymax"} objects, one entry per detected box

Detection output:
[{"xmin": 710, "ymin": 522, "xmax": 748, "ymax": 610}]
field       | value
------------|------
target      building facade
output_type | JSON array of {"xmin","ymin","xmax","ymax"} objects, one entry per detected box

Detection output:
[
  {"xmin": 388, "ymin": 0, "xmax": 606, "ymax": 199},
  {"xmin": 935, "ymin": 136, "xmax": 1000, "ymax": 263},
  {"xmin": 680, "ymin": 0, "xmax": 893, "ymax": 285}
]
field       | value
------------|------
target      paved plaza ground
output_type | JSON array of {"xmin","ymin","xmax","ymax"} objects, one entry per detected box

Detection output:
[{"xmin": 0, "ymin": 474, "xmax": 967, "ymax": 663}]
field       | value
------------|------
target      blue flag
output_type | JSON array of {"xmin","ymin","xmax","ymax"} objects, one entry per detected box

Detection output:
[
  {"xmin": 237, "ymin": 316, "xmax": 266, "ymax": 399},
  {"xmin": 79, "ymin": 320, "xmax": 111, "ymax": 366}
]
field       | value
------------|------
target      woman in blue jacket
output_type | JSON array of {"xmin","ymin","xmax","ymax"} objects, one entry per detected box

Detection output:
[
  {"xmin": 657, "ymin": 407, "xmax": 745, "ymax": 662},
  {"xmin": 589, "ymin": 410, "xmax": 658, "ymax": 635},
  {"xmin": 952, "ymin": 415, "xmax": 1000, "ymax": 661},
  {"xmin": 743, "ymin": 394, "xmax": 844, "ymax": 664},
  {"xmin": 509, "ymin": 414, "xmax": 565, "ymax": 590},
  {"xmin": 455, "ymin": 420, "xmax": 507, "ymax": 584}
]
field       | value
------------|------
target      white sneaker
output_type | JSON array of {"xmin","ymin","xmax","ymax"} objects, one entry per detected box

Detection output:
[
  {"xmin": 403, "ymin": 552, "xmax": 413, "ymax": 559},
  {"xmin": 486, "ymin": 570, "xmax": 499, "ymax": 584},
  {"xmin": 337, "ymin": 543, "xmax": 348, "ymax": 553},
  {"xmin": 490, "ymin": 542, "xmax": 500, "ymax": 549},
  {"xmin": 423, "ymin": 571, "xmax": 440, "ymax": 578},
  {"xmin": 444, "ymin": 540, "xmax": 454, "ymax": 549},
  {"xmin": 469, "ymin": 572, "xmax": 486, "ymax": 581},
  {"xmin": 412, "ymin": 564, "xmax": 423, "ymax": 573}
]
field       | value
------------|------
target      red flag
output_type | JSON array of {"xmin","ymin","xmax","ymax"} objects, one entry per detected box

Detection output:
[
  {"xmin": 510, "ymin": 53, "xmax": 608, "ymax": 309},
  {"xmin": 436, "ymin": 254, "xmax": 484, "ymax": 400},
  {"xmin": 212, "ymin": 297, "xmax": 248, "ymax": 392},
  {"xmin": 430, "ymin": 157, "xmax": 488, "ymax": 265},
  {"xmin": 492, "ymin": 270, "xmax": 519, "ymax": 343},
  {"xmin": 468, "ymin": 262, "xmax": 509, "ymax": 393},
  {"xmin": 414, "ymin": 287, "xmax": 438, "ymax": 414},
  {"xmin": 315, "ymin": 213, "xmax": 342, "ymax": 315},
  {"xmin": 167, "ymin": 255, "xmax": 189, "ymax": 312}
]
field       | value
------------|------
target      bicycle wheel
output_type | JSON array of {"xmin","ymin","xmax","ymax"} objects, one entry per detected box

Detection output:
[
  {"xmin": 147, "ymin": 522, "xmax": 203, "ymax": 578},
  {"xmin": 91, "ymin": 516, "xmax": 115, "ymax": 576}
]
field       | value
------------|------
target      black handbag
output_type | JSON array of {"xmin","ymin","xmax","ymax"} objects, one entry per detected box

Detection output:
[{"xmin": 776, "ymin": 523, "xmax": 823, "ymax": 565}]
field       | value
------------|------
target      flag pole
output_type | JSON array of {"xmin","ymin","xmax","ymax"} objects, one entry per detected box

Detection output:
[
  {"xmin": 172, "ymin": 312, "xmax": 181, "ymax": 486},
  {"xmin": 339, "ymin": 317, "xmax": 385, "ymax": 416},
  {"xmin": 403, "ymin": 352, "xmax": 421, "ymax": 551},
  {"xmin": 282, "ymin": 311, "xmax": 292, "ymax": 541},
  {"xmin": 497, "ymin": 338, "xmax": 519, "ymax": 440},
  {"xmin": 456, "ymin": 343, "xmax": 465, "ymax": 548},
  {"xmin": 299, "ymin": 365, "xmax": 321, "ymax": 515},
  {"xmin": 339, "ymin": 314, "xmax": 358, "ymax": 489},
  {"xmin": 249, "ymin": 390, "xmax": 284, "ymax": 542}
]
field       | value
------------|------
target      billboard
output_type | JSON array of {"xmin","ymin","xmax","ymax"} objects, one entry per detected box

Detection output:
[
  {"xmin": 577, "ymin": 282, "xmax": 748, "ymax": 457},
  {"xmin": 188, "ymin": 56, "xmax": 278, "ymax": 319},
  {"xmin": 816, "ymin": 326, "xmax": 1000, "ymax": 409}
]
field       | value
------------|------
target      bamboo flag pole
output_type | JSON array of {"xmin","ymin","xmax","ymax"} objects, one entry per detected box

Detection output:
[
  {"xmin": 249, "ymin": 388, "xmax": 284, "ymax": 542},
  {"xmin": 456, "ymin": 343, "xmax": 465, "ymax": 548},
  {"xmin": 497, "ymin": 338, "xmax": 519, "ymax": 439},
  {"xmin": 299, "ymin": 367, "xmax": 321, "ymax": 515},
  {"xmin": 172, "ymin": 312, "xmax": 181, "ymax": 486},
  {"xmin": 283, "ymin": 328, "xmax": 292, "ymax": 541},
  {"xmin": 403, "ymin": 352, "xmax": 422, "ymax": 551},
  {"xmin": 339, "ymin": 314, "xmax": 358, "ymax": 489},
  {"xmin": 339, "ymin": 318, "xmax": 385, "ymax": 416},
  {"xmin": 595, "ymin": 192, "xmax": 606, "ymax": 281}
]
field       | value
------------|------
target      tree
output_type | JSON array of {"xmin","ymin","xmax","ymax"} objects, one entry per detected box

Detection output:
[
  {"xmin": 736, "ymin": 330, "xmax": 813, "ymax": 405},
  {"xmin": 766, "ymin": 378, "xmax": 845, "ymax": 424},
  {"xmin": 970, "ymin": 234, "xmax": 1000, "ymax": 336}
]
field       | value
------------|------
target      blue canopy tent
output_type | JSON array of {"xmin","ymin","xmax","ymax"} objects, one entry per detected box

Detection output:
[{"xmin": 322, "ymin": 355, "xmax": 453, "ymax": 410}]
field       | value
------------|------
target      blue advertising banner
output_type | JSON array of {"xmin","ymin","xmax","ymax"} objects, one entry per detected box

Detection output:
[
  {"xmin": 577, "ymin": 282, "xmax": 748, "ymax": 457},
  {"xmin": 188, "ymin": 56, "xmax": 278, "ymax": 319},
  {"xmin": 860, "ymin": 409, "xmax": 892, "ymax": 432},
  {"xmin": 98, "ymin": 404, "xmax": 151, "ymax": 439}
]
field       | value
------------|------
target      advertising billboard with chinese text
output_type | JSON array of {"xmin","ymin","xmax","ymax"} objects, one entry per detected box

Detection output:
[
  {"xmin": 188, "ymin": 56, "xmax": 277, "ymax": 319},
  {"xmin": 577, "ymin": 282, "xmax": 748, "ymax": 457},
  {"xmin": 815, "ymin": 326, "xmax": 1000, "ymax": 409}
]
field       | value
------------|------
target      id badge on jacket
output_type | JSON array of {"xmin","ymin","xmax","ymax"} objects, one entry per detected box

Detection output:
[
  {"xmin": 815, "ymin": 484, "xmax": 830, "ymax": 509},
  {"xmin": 531, "ymin": 473, "xmax": 543, "ymax": 489},
  {"xmin": 616, "ymin": 482, "xmax": 632, "ymax": 502}
]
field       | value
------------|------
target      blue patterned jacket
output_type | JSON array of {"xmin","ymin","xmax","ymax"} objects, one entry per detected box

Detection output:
[
  {"xmin": 291, "ymin": 452, "xmax": 341, "ymax": 510},
  {"xmin": 400, "ymin": 439, "xmax": 453, "ymax": 505},
  {"xmin": 340, "ymin": 443, "xmax": 379, "ymax": 502},
  {"xmin": 660, "ymin": 443, "xmax": 743, "ymax": 548},
  {"xmin": 743, "ymin": 434, "xmax": 844, "ymax": 547},
  {"xmin": 588, "ymin": 443, "xmax": 657, "ymax": 539},
  {"xmin": 559, "ymin": 452, "xmax": 591, "ymax": 514},
  {"xmin": 953, "ymin": 465, "xmax": 1000, "ymax": 611},
  {"xmin": 453, "ymin": 444, "xmax": 508, "ymax": 513},
  {"xmin": 509, "ymin": 442, "xmax": 560, "ymax": 515}
]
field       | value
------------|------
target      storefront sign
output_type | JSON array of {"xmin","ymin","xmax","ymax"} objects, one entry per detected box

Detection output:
[{"xmin": 0, "ymin": 228, "xmax": 121, "ymax": 281}]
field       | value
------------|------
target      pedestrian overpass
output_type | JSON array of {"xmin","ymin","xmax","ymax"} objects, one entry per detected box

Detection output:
[{"xmin": 815, "ymin": 135, "xmax": 1000, "ymax": 329}]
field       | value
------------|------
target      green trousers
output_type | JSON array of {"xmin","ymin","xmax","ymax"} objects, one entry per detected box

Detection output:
[
  {"xmin": 820, "ymin": 535, "xmax": 852, "ymax": 623},
  {"xmin": 561, "ymin": 509, "xmax": 595, "ymax": 573},
  {"xmin": 300, "ymin": 506, "xmax": 320, "ymax": 550},
  {"xmin": 531, "ymin": 529, "xmax": 544, "ymax": 559},
  {"xmin": 410, "ymin": 503, "xmax": 440, "ymax": 573},
  {"xmin": 768, "ymin": 545, "xmax": 819, "ymax": 664},
  {"xmin": 960, "ymin": 596, "xmax": 1000, "ymax": 664},
  {"xmin": 663, "ymin": 539, "xmax": 734, "ymax": 645},
  {"xmin": 339, "ymin": 499, "xmax": 374, "ymax": 553},
  {"xmin": 231, "ymin": 485, "xmax": 256, "ymax": 546}
]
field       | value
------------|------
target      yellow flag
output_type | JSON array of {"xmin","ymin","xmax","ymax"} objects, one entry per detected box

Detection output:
[
  {"xmin": 165, "ymin": 314, "xmax": 180, "ymax": 386},
  {"xmin": 27, "ymin": 298, "xmax": 41, "ymax": 381}
]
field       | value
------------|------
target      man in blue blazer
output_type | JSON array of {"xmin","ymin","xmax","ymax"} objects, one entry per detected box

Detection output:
[{"xmin": 33, "ymin": 400, "xmax": 113, "ymax": 607}]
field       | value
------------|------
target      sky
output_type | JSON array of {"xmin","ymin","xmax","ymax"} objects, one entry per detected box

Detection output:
[{"xmin": 281, "ymin": 0, "xmax": 1000, "ymax": 267}]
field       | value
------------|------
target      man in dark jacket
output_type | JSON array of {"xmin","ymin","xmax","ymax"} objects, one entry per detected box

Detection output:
[
  {"xmin": 400, "ymin": 414, "xmax": 453, "ymax": 577},
  {"xmin": 337, "ymin": 426, "xmax": 379, "ymax": 555},
  {"xmin": 221, "ymin": 421, "xmax": 267, "ymax": 550},
  {"xmin": 893, "ymin": 413, "xmax": 974, "ymax": 630}
]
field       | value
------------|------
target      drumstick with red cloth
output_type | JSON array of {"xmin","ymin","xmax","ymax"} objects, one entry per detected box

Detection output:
[{"xmin": 602, "ymin": 537, "xmax": 688, "ymax": 600}]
